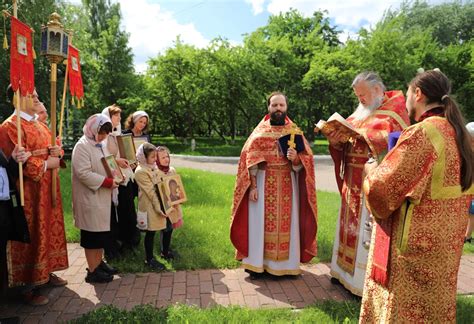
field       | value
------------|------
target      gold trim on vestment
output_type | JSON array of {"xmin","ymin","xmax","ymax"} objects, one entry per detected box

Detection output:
[
  {"xmin": 242, "ymin": 263, "xmax": 302, "ymax": 276},
  {"xmin": 330, "ymin": 269, "xmax": 363, "ymax": 296}
]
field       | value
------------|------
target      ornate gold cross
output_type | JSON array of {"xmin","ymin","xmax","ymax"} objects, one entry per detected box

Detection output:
[{"xmin": 287, "ymin": 127, "xmax": 302, "ymax": 149}]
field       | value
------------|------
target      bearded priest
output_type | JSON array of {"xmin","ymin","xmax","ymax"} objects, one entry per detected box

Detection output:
[
  {"xmin": 327, "ymin": 72, "xmax": 410, "ymax": 296},
  {"xmin": 230, "ymin": 92, "xmax": 318, "ymax": 278}
]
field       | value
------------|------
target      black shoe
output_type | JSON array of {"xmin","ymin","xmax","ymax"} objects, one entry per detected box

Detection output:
[
  {"xmin": 98, "ymin": 260, "xmax": 118, "ymax": 275},
  {"xmin": 0, "ymin": 316, "xmax": 20, "ymax": 324},
  {"xmin": 330, "ymin": 277, "xmax": 341, "ymax": 285},
  {"xmin": 245, "ymin": 269, "xmax": 263, "ymax": 280},
  {"xmin": 160, "ymin": 251, "xmax": 175, "ymax": 260},
  {"xmin": 85, "ymin": 267, "xmax": 113, "ymax": 283},
  {"xmin": 465, "ymin": 237, "xmax": 472, "ymax": 244},
  {"xmin": 145, "ymin": 258, "xmax": 165, "ymax": 272}
]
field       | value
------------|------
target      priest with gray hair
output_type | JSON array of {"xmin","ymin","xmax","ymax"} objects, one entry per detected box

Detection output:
[{"xmin": 325, "ymin": 71, "xmax": 410, "ymax": 296}]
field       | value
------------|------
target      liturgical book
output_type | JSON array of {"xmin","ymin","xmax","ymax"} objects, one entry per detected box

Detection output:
[
  {"xmin": 278, "ymin": 133, "xmax": 305, "ymax": 156},
  {"xmin": 315, "ymin": 112, "xmax": 360, "ymax": 143}
]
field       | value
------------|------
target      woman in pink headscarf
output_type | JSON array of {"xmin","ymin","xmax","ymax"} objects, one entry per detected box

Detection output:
[{"xmin": 72, "ymin": 114, "xmax": 118, "ymax": 283}]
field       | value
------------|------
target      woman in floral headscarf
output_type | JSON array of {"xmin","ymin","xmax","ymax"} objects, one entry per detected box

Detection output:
[{"xmin": 72, "ymin": 114, "xmax": 118, "ymax": 283}]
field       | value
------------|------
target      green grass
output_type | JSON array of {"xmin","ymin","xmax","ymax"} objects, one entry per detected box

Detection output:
[
  {"xmin": 60, "ymin": 164, "xmax": 472, "ymax": 272},
  {"xmin": 151, "ymin": 136, "xmax": 330, "ymax": 156},
  {"xmin": 71, "ymin": 300, "xmax": 361, "ymax": 324},
  {"xmin": 60, "ymin": 165, "xmax": 340, "ymax": 272},
  {"xmin": 71, "ymin": 296, "xmax": 474, "ymax": 324}
]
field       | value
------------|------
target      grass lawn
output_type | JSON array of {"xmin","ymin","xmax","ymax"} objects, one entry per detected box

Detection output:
[
  {"xmin": 60, "ymin": 165, "xmax": 340, "ymax": 272},
  {"xmin": 151, "ymin": 136, "xmax": 330, "ymax": 156},
  {"xmin": 72, "ymin": 296, "xmax": 474, "ymax": 324},
  {"xmin": 60, "ymin": 163, "xmax": 473, "ymax": 272}
]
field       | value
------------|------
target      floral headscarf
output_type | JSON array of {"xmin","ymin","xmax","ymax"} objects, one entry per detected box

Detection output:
[
  {"xmin": 136, "ymin": 143, "xmax": 157, "ymax": 170},
  {"xmin": 83, "ymin": 113, "xmax": 112, "ymax": 145}
]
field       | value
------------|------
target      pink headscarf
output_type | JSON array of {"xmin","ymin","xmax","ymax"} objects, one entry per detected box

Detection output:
[
  {"xmin": 83, "ymin": 113, "xmax": 112, "ymax": 145},
  {"xmin": 136, "ymin": 143, "xmax": 157, "ymax": 170}
]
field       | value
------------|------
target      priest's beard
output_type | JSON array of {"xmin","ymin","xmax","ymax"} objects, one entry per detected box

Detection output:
[
  {"xmin": 351, "ymin": 97, "xmax": 383, "ymax": 121},
  {"xmin": 270, "ymin": 111, "xmax": 287, "ymax": 126}
]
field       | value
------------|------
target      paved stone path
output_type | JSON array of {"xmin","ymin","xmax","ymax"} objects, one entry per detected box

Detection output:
[
  {"xmin": 2, "ymin": 244, "xmax": 473, "ymax": 322},
  {"xmin": 1, "ymin": 156, "xmax": 473, "ymax": 322}
]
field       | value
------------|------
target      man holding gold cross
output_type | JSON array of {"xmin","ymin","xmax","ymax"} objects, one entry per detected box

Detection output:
[{"xmin": 230, "ymin": 92, "xmax": 318, "ymax": 278}]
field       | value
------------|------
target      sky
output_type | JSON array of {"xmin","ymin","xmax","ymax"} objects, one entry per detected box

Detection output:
[{"xmin": 68, "ymin": 0, "xmax": 443, "ymax": 73}]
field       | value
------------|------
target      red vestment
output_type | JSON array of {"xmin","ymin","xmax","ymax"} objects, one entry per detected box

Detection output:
[
  {"xmin": 360, "ymin": 116, "xmax": 472, "ymax": 323},
  {"xmin": 230, "ymin": 116, "xmax": 317, "ymax": 263},
  {"xmin": 329, "ymin": 91, "xmax": 409, "ymax": 275},
  {"xmin": 0, "ymin": 114, "xmax": 68, "ymax": 287}
]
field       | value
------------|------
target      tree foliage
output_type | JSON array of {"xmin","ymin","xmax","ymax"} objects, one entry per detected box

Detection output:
[{"xmin": 0, "ymin": 0, "xmax": 472, "ymax": 142}]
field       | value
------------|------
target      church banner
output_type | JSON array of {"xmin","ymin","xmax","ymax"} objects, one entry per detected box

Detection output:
[
  {"xmin": 10, "ymin": 16, "xmax": 35, "ymax": 96},
  {"xmin": 67, "ymin": 44, "xmax": 84, "ymax": 108}
]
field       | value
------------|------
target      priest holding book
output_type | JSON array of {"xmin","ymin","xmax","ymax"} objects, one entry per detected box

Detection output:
[
  {"xmin": 325, "ymin": 72, "xmax": 410, "ymax": 296},
  {"xmin": 230, "ymin": 92, "xmax": 318, "ymax": 278}
]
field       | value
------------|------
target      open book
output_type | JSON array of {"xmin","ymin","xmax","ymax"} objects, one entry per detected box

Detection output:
[{"xmin": 314, "ymin": 112, "xmax": 360, "ymax": 143}]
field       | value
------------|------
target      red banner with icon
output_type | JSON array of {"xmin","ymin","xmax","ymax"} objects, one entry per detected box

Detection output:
[
  {"xmin": 10, "ymin": 16, "xmax": 35, "ymax": 96},
  {"xmin": 67, "ymin": 44, "xmax": 84, "ymax": 107}
]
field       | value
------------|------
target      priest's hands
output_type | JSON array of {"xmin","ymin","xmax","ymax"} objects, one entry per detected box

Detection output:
[
  {"xmin": 48, "ymin": 145, "xmax": 62, "ymax": 158},
  {"xmin": 249, "ymin": 188, "xmax": 258, "ymax": 202},
  {"xmin": 12, "ymin": 145, "xmax": 31, "ymax": 163},
  {"xmin": 46, "ymin": 156, "xmax": 60, "ymax": 169},
  {"xmin": 326, "ymin": 130, "xmax": 346, "ymax": 149},
  {"xmin": 287, "ymin": 147, "xmax": 301, "ymax": 165}
]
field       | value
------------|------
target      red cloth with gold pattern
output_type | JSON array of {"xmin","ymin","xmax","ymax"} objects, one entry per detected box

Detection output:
[
  {"xmin": 0, "ymin": 115, "xmax": 68, "ymax": 287},
  {"xmin": 230, "ymin": 115, "xmax": 317, "ymax": 263},
  {"xmin": 10, "ymin": 17, "xmax": 35, "ymax": 97},
  {"xmin": 67, "ymin": 45, "xmax": 84, "ymax": 103},
  {"xmin": 329, "ymin": 91, "xmax": 409, "ymax": 275},
  {"xmin": 360, "ymin": 116, "xmax": 472, "ymax": 323}
]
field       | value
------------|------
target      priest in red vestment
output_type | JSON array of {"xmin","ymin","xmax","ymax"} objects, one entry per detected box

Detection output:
[
  {"xmin": 0, "ymin": 87, "xmax": 68, "ymax": 305},
  {"xmin": 230, "ymin": 92, "xmax": 317, "ymax": 278},
  {"xmin": 360, "ymin": 70, "xmax": 473, "ymax": 323},
  {"xmin": 327, "ymin": 72, "xmax": 410, "ymax": 296}
]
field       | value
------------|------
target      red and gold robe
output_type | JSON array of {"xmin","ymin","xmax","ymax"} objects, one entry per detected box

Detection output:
[
  {"xmin": 360, "ymin": 116, "xmax": 472, "ymax": 323},
  {"xmin": 329, "ymin": 91, "xmax": 409, "ymax": 279},
  {"xmin": 0, "ymin": 113, "xmax": 68, "ymax": 287},
  {"xmin": 230, "ymin": 115, "xmax": 318, "ymax": 265}
]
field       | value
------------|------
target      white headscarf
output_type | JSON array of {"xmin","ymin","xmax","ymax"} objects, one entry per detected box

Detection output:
[
  {"xmin": 101, "ymin": 106, "xmax": 122, "ymax": 136},
  {"xmin": 136, "ymin": 143, "xmax": 157, "ymax": 170},
  {"xmin": 132, "ymin": 111, "xmax": 149, "ymax": 125},
  {"xmin": 467, "ymin": 122, "xmax": 474, "ymax": 136},
  {"xmin": 83, "ymin": 113, "xmax": 112, "ymax": 145}
]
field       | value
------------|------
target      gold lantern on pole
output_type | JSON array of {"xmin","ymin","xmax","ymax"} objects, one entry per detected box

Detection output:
[{"xmin": 40, "ymin": 13, "xmax": 69, "ymax": 207}]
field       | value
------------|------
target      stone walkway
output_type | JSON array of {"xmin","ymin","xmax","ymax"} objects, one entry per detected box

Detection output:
[{"xmin": 1, "ymin": 243, "xmax": 473, "ymax": 323}]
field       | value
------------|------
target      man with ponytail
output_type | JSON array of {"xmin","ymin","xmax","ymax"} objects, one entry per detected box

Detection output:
[{"xmin": 359, "ymin": 70, "xmax": 473, "ymax": 323}]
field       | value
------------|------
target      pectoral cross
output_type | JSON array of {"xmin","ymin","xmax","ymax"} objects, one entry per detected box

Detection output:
[{"xmin": 287, "ymin": 127, "xmax": 302, "ymax": 150}]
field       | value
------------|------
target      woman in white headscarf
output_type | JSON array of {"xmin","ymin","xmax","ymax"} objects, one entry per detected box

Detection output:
[
  {"xmin": 101, "ymin": 105, "xmax": 141, "ymax": 257},
  {"xmin": 72, "ymin": 114, "xmax": 118, "ymax": 283},
  {"xmin": 124, "ymin": 110, "xmax": 150, "ymax": 138}
]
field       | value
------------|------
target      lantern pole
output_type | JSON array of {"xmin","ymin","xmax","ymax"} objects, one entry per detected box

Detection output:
[
  {"xmin": 59, "ymin": 31, "xmax": 72, "ymax": 140},
  {"xmin": 42, "ymin": 12, "xmax": 67, "ymax": 208}
]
